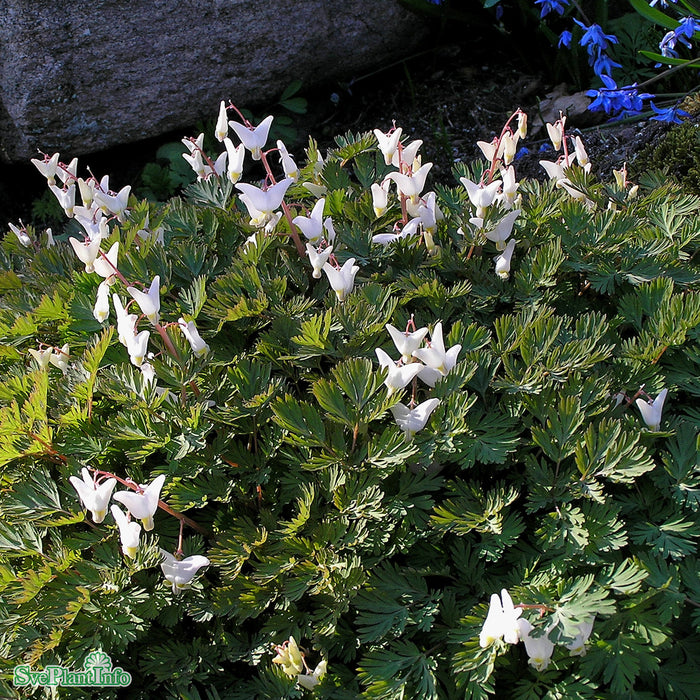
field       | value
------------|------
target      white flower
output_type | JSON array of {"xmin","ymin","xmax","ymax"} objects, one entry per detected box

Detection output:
[
  {"xmin": 385, "ymin": 163, "xmax": 432, "ymax": 204},
  {"xmin": 498, "ymin": 165, "xmax": 520, "ymax": 209},
  {"xmin": 479, "ymin": 589, "xmax": 522, "ymax": 647},
  {"xmin": 573, "ymin": 135, "xmax": 589, "ymax": 169},
  {"xmin": 460, "ymin": 177, "xmax": 502, "ymax": 218},
  {"xmin": 183, "ymin": 133, "xmax": 204, "ymax": 154},
  {"xmin": 31, "ymin": 152, "xmax": 60, "ymax": 184},
  {"xmin": 75, "ymin": 211, "xmax": 110, "ymax": 241},
  {"xmin": 390, "ymin": 398, "xmax": 440, "ymax": 441},
  {"xmin": 412, "ymin": 322, "xmax": 461, "ymax": 377},
  {"xmin": 8, "ymin": 222, "xmax": 32, "ymax": 247},
  {"xmin": 127, "ymin": 276, "xmax": 161, "ymax": 326},
  {"xmin": 207, "ymin": 151, "xmax": 228, "ymax": 179},
  {"xmin": 298, "ymin": 660, "xmax": 327, "ymax": 690},
  {"xmin": 375, "ymin": 348, "xmax": 424, "ymax": 395},
  {"xmin": 49, "ymin": 343, "xmax": 70, "ymax": 373},
  {"xmin": 371, "ymin": 182, "xmax": 390, "ymax": 218},
  {"xmin": 374, "ymin": 127, "xmax": 403, "ymax": 165},
  {"xmin": 48, "ymin": 183, "xmax": 76, "ymax": 217},
  {"xmin": 229, "ymin": 115, "xmax": 274, "ymax": 160},
  {"xmin": 126, "ymin": 329, "xmax": 150, "ymax": 367},
  {"xmin": 215, "ymin": 100, "xmax": 229, "ymax": 142},
  {"xmin": 93, "ymin": 185, "xmax": 131, "ymax": 222},
  {"xmin": 159, "ymin": 549, "xmax": 210, "ymax": 594},
  {"xmin": 178, "ymin": 317, "xmax": 210, "ymax": 357},
  {"xmin": 113, "ymin": 295, "xmax": 138, "ymax": 346},
  {"xmin": 477, "ymin": 139, "xmax": 497, "ymax": 161},
  {"xmin": 69, "ymin": 236, "xmax": 103, "ymax": 273},
  {"xmin": 371, "ymin": 217, "xmax": 421, "ymax": 246},
  {"xmin": 272, "ymin": 636, "xmax": 305, "ymax": 676},
  {"xmin": 483, "ymin": 209, "xmax": 520, "ymax": 251},
  {"xmin": 546, "ymin": 121, "xmax": 564, "ymax": 150},
  {"xmin": 28, "ymin": 347, "xmax": 53, "ymax": 369},
  {"xmin": 323, "ymin": 257, "xmax": 359, "ymax": 302},
  {"xmin": 110, "ymin": 504, "xmax": 141, "ymax": 559},
  {"xmin": 69, "ymin": 468, "xmax": 117, "ymax": 524},
  {"xmin": 92, "ymin": 241, "xmax": 119, "ymax": 283},
  {"xmin": 517, "ymin": 112, "xmax": 527, "ymax": 139},
  {"xmin": 306, "ymin": 243, "xmax": 333, "ymax": 279},
  {"xmin": 235, "ymin": 178, "xmax": 293, "ymax": 227},
  {"xmin": 293, "ymin": 198, "xmax": 326, "ymax": 244},
  {"xmin": 517, "ymin": 618, "xmax": 555, "ymax": 672},
  {"xmin": 386, "ymin": 323, "xmax": 428, "ymax": 363},
  {"xmin": 183, "ymin": 150, "xmax": 206, "ymax": 179},
  {"xmin": 500, "ymin": 132, "xmax": 517, "ymax": 165},
  {"xmin": 393, "ymin": 139, "xmax": 423, "ymax": 169},
  {"xmin": 416, "ymin": 191, "xmax": 441, "ymax": 235},
  {"xmin": 223, "ymin": 138, "xmax": 245, "ymax": 184},
  {"xmin": 565, "ymin": 617, "xmax": 595, "ymax": 656},
  {"xmin": 636, "ymin": 388, "xmax": 668, "ymax": 431},
  {"xmin": 539, "ymin": 156, "xmax": 573, "ymax": 184},
  {"xmin": 58, "ymin": 157, "xmax": 78, "ymax": 184},
  {"xmin": 277, "ymin": 140, "xmax": 299, "ymax": 181},
  {"xmin": 113, "ymin": 474, "xmax": 166, "ymax": 531},
  {"xmin": 494, "ymin": 238, "xmax": 518, "ymax": 279}
]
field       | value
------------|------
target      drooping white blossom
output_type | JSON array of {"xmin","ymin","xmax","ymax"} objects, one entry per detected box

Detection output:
[
  {"xmin": 127, "ymin": 276, "xmax": 161, "ymax": 326},
  {"xmin": 229, "ymin": 115, "xmax": 274, "ymax": 160},
  {"xmin": 412, "ymin": 322, "xmax": 461, "ymax": 377},
  {"xmin": 113, "ymin": 474, "xmax": 166, "ymax": 531},
  {"xmin": 636, "ymin": 388, "xmax": 668, "ymax": 431},
  {"xmin": 69, "ymin": 468, "xmax": 117, "ymax": 524},
  {"xmin": 517, "ymin": 618, "xmax": 555, "ymax": 672},
  {"xmin": 390, "ymin": 398, "xmax": 440, "ymax": 441},
  {"xmin": 159, "ymin": 549, "xmax": 210, "ymax": 594},
  {"xmin": 178, "ymin": 317, "xmax": 210, "ymax": 357},
  {"xmin": 479, "ymin": 589, "xmax": 522, "ymax": 647},
  {"xmin": 375, "ymin": 347, "xmax": 424, "ymax": 395},
  {"xmin": 110, "ymin": 504, "xmax": 141, "ymax": 559},
  {"xmin": 386, "ymin": 323, "xmax": 428, "ymax": 364},
  {"xmin": 323, "ymin": 258, "xmax": 359, "ymax": 302}
]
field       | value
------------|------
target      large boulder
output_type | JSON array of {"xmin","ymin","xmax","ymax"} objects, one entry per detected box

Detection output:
[{"xmin": 0, "ymin": 0, "xmax": 424, "ymax": 162}]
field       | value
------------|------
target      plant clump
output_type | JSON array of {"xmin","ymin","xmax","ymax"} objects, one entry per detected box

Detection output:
[{"xmin": 1, "ymin": 100, "xmax": 700, "ymax": 699}]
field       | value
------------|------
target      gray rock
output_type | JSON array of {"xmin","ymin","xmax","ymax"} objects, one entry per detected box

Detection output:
[{"xmin": 0, "ymin": 0, "xmax": 424, "ymax": 162}]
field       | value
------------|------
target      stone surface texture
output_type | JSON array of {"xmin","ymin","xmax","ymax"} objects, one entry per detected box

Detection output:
[{"xmin": 0, "ymin": 0, "xmax": 424, "ymax": 162}]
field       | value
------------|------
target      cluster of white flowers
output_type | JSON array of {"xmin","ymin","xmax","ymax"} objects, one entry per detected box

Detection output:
[
  {"xmin": 480, "ymin": 589, "xmax": 595, "ymax": 671},
  {"xmin": 28, "ymin": 342, "xmax": 70, "ymax": 373},
  {"xmin": 539, "ymin": 114, "xmax": 596, "ymax": 205},
  {"xmin": 376, "ymin": 320, "xmax": 461, "ymax": 440},
  {"xmin": 70, "ymin": 469, "xmax": 209, "ymax": 594},
  {"xmin": 370, "ymin": 127, "xmax": 442, "ymax": 251},
  {"xmin": 21, "ymin": 153, "xmax": 209, "ymax": 384}
]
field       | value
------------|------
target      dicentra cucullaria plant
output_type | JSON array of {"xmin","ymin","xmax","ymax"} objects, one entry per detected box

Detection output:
[{"xmin": 1, "ymin": 99, "xmax": 700, "ymax": 699}]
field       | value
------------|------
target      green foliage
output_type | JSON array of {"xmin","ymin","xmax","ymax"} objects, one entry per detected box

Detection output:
[
  {"xmin": 633, "ymin": 120, "xmax": 700, "ymax": 194},
  {"xmin": 2, "ymin": 113, "xmax": 700, "ymax": 700}
]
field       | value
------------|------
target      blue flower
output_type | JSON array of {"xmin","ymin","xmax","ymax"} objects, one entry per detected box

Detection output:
[
  {"xmin": 535, "ymin": 0, "xmax": 568, "ymax": 18},
  {"xmin": 515, "ymin": 146, "xmax": 530, "ymax": 160},
  {"xmin": 593, "ymin": 53, "xmax": 622, "ymax": 77},
  {"xmin": 573, "ymin": 18, "xmax": 619, "ymax": 57},
  {"xmin": 660, "ymin": 17, "xmax": 700, "ymax": 56},
  {"xmin": 586, "ymin": 74, "xmax": 654, "ymax": 116},
  {"xmin": 676, "ymin": 16, "xmax": 700, "ymax": 41},
  {"xmin": 558, "ymin": 30, "xmax": 573, "ymax": 48},
  {"xmin": 649, "ymin": 102, "xmax": 691, "ymax": 123}
]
